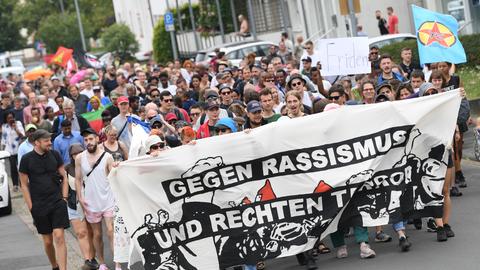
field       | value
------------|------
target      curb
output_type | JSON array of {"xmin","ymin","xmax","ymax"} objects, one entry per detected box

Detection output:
[{"xmin": 12, "ymin": 194, "xmax": 84, "ymax": 270}]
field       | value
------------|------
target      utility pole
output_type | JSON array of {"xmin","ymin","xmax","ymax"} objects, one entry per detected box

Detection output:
[
  {"xmin": 165, "ymin": 0, "xmax": 179, "ymax": 60},
  {"xmin": 73, "ymin": 0, "xmax": 87, "ymax": 51},
  {"xmin": 348, "ymin": 0, "xmax": 358, "ymax": 36},
  {"xmin": 59, "ymin": 0, "xmax": 65, "ymax": 14}
]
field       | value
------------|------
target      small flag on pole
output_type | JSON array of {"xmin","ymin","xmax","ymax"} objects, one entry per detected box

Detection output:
[{"xmin": 412, "ymin": 5, "xmax": 467, "ymax": 65}]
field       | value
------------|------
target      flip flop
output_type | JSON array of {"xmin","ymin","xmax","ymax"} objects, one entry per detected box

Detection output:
[{"xmin": 318, "ymin": 242, "xmax": 331, "ymax": 254}]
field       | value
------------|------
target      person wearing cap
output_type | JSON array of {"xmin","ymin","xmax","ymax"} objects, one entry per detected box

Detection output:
[
  {"xmin": 1, "ymin": 111, "xmax": 25, "ymax": 191},
  {"xmin": 300, "ymin": 40, "xmax": 320, "ymax": 72},
  {"xmin": 194, "ymin": 89, "xmax": 234, "ymax": 130},
  {"xmin": 52, "ymin": 99, "xmax": 91, "ymax": 137},
  {"xmin": 376, "ymin": 83, "xmax": 395, "ymax": 101},
  {"xmin": 53, "ymin": 119, "xmax": 84, "ymax": 165},
  {"xmin": 75, "ymin": 128, "xmax": 116, "ymax": 270},
  {"xmin": 19, "ymin": 129, "xmax": 69, "ymax": 270},
  {"xmin": 219, "ymin": 84, "xmax": 234, "ymax": 110},
  {"xmin": 214, "ymin": 116, "xmax": 238, "ymax": 135},
  {"xmin": 197, "ymin": 99, "xmax": 221, "ymax": 139},
  {"xmin": 111, "ymin": 96, "xmax": 133, "ymax": 150},
  {"xmin": 286, "ymin": 73, "xmax": 313, "ymax": 113},
  {"xmin": 64, "ymin": 143, "xmax": 99, "ymax": 270},
  {"xmin": 144, "ymin": 135, "xmax": 167, "ymax": 157},
  {"xmin": 301, "ymin": 56, "xmax": 313, "ymax": 79},
  {"xmin": 244, "ymin": 100, "xmax": 267, "ymax": 129},
  {"xmin": 17, "ymin": 123, "xmax": 37, "ymax": 168},
  {"xmin": 418, "ymin": 82, "xmax": 438, "ymax": 97}
]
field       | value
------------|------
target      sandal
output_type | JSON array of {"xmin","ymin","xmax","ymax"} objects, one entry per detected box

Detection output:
[
  {"xmin": 256, "ymin": 261, "xmax": 266, "ymax": 270},
  {"xmin": 317, "ymin": 242, "xmax": 331, "ymax": 254}
]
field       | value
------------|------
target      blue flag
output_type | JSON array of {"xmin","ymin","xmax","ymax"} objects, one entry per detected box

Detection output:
[{"xmin": 412, "ymin": 5, "xmax": 466, "ymax": 65}]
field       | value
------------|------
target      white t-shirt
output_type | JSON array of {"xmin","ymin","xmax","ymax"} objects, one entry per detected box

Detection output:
[
  {"xmin": 80, "ymin": 88, "xmax": 94, "ymax": 99},
  {"xmin": 159, "ymin": 84, "xmax": 177, "ymax": 96}
]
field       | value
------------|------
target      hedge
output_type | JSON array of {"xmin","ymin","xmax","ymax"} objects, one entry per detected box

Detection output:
[{"xmin": 379, "ymin": 33, "xmax": 480, "ymax": 69}]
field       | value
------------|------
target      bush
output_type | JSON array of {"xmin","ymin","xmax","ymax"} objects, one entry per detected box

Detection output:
[
  {"xmin": 101, "ymin": 23, "xmax": 139, "ymax": 62},
  {"xmin": 380, "ymin": 34, "xmax": 480, "ymax": 69},
  {"xmin": 152, "ymin": 20, "xmax": 174, "ymax": 63}
]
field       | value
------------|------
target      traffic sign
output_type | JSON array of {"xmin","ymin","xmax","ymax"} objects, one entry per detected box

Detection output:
[{"xmin": 164, "ymin": 11, "xmax": 175, "ymax": 32}]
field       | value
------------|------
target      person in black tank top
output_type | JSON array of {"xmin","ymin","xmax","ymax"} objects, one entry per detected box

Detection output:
[{"xmin": 102, "ymin": 125, "xmax": 128, "ymax": 162}]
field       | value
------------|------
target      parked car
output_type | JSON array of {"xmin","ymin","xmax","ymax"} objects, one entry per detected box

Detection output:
[
  {"xmin": 195, "ymin": 40, "xmax": 278, "ymax": 67},
  {"xmin": 368, "ymin": 33, "xmax": 417, "ymax": 48},
  {"xmin": 0, "ymin": 151, "xmax": 11, "ymax": 216},
  {"xmin": 0, "ymin": 54, "xmax": 25, "ymax": 79}
]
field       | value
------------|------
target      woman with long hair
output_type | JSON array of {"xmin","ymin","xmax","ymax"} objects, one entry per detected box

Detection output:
[{"xmin": 65, "ymin": 143, "xmax": 98, "ymax": 270}]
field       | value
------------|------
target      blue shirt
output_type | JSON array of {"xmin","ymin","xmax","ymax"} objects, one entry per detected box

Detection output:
[
  {"xmin": 53, "ymin": 131, "xmax": 84, "ymax": 165},
  {"xmin": 17, "ymin": 140, "xmax": 34, "ymax": 168},
  {"xmin": 86, "ymin": 97, "xmax": 111, "ymax": 112},
  {"xmin": 377, "ymin": 71, "xmax": 406, "ymax": 85}
]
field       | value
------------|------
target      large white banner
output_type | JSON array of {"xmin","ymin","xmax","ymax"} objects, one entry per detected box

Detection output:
[
  {"xmin": 316, "ymin": 37, "xmax": 371, "ymax": 76},
  {"xmin": 110, "ymin": 91, "xmax": 460, "ymax": 270}
]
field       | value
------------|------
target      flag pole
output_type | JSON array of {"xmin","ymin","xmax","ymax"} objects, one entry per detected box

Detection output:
[{"xmin": 73, "ymin": 0, "xmax": 87, "ymax": 52}]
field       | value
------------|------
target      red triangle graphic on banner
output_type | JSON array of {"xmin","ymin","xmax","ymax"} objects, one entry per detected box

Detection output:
[
  {"xmin": 257, "ymin": 179, "xmax": 277, "ymax": 201},
  {"xmin": 314, "ymin": 180, "xmax": 332, "ymax": 193},
  {"xmin": 242, "ymin": 197, "xmax": 252, "ymax": 205}
]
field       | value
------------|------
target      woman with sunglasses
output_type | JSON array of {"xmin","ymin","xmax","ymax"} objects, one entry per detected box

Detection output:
[
  {"xmin": 145, "ymin": 135, "xmax": 167, "ymax": 157},
  {"xmin": 102, "ymin": 125, "xmax": 129, "ymax": 162},
  {"xmin": 286, "ymin": 73, "xmax": 313, "ymax": 113}
]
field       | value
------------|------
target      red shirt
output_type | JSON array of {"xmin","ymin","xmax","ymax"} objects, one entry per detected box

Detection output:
[{"xmin": 388, "ymin": 15, "xmax": 399, "ymax": 34}]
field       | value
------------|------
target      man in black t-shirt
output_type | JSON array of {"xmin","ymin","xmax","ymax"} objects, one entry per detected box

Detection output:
[
  {"xmin": 376, "ymin": 10, "xmax": 389, "ymax": 35},
  {"xmin": 19, "ymin": 129, "xmax": 69, "ymax": 270}
]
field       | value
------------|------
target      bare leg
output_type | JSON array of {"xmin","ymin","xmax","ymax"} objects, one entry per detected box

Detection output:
[
  {"xmin": 90, "ymin": 222, "xmax": 105, "ymax": 264},
  {"xmin": 71, "ymin": 219, "xmax": 93, "ymax": 260},
  {"xmin": 442, "ymin": 167, "xmax": 453, "ymax": 225},
  {"xmin": 41, "ymin": 234, "xmax": 58, "ymax": 268},
  {"xmin": 104, "ymin": 217, "xmax": 114, "ymax": 252},
  {"xmin": 86, "ymin": 222, "xmax": 96, "ymax": 259},
  {"xmin": 52, "ymin": 228, "xmax": 67, "ymax": 270}
]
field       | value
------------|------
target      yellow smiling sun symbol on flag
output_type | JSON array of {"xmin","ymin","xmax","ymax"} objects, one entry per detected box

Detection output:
[{"xmin": 417, "ymin": 21, "xmax": 456, "ymax": 47}]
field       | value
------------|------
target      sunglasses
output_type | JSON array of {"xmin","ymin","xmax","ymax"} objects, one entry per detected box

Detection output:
[
  {"xmin": 152, "ymin": 124, "xmax": 162, "ymax": 129},
  {"xmin": 370, "ymin": 52, "xmax": 378, "ymax": 55},
  {"xmin": 190, "ymin": 112, "xmax": 200, "ymax": 117},
  {"xmin": 291, "ymin": 82, "xmax": 303, "ymax": 87},
  {"xmin": 215, "ymin": 128, "xmax": 229, "ymax": 133},
  {"xmin": 329, "ymin": 96, "xmax": 340, "ymax": 100},
  {"xmin": 168, "ymin": 120, "xmax": 177, "ymax": 125},
  {"xmin": 221, "ymin": 91, "xmax": 231, "ymax": 95},
  {"xmin": 150, "ymin": 142, "xmax": 165, "ymax": 150},
  {"xmin": 264, "ymin": 78, "xmax": 275, "ymax": 83},
  {"xmin": 162, "ymin": 99, "xmax": 173, "ymax": 103},
  {"xmin": 424, "ymin": 89, "xmax": 438, "ymax": 96}
]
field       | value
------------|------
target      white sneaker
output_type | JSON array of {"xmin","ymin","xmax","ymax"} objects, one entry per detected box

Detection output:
[
  {"xmin": 360, "ymin": 242, "xmax": 376, "ymax": 259},
  {"xmin": 336, "ymin": 245, "xmax": 348, "ymax": 258}
]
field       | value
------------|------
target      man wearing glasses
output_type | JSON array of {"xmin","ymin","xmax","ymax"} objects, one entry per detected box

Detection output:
[
  {"xmin": 369, "ymin": 46, "xmax": 381, "ymax": 71},
  {"xmin": 299, "ymin": 41, "xmax": 320, "ymax": 72},
  {"xmin": 158, "ymin": 90, "xmax": 188, "ymax": 122},
  {"xmin": 219, "ymin": 84, "xmax": 234, "ymax": 110},
  {"xmin": 328, "ymin": 85, "xmax": 347, "ymax": 106}
]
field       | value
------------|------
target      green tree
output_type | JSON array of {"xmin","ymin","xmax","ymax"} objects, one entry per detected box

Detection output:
[
  {"xmin": 152, "ymin": 20, "xmax": 173, "ymax": 63},
  {"xmin": 101, "ymin": 24, "xmax": 139, "ymax": 61},
  {"xmin": 14, "ymin": 0, "xmax": 114, "ymax": 39},
  {"xmin": 0, "ymin": 0, "xmax": 26, "ymax": 51},
  {"xmin": 37, "ymin": 12, "xmax": 92, "ymax": 53}
]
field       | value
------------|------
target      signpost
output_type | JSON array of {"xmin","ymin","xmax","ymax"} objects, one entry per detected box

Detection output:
[{"xmin": 164, "ymin": 11, "xmax": 175, "ymax": 32}]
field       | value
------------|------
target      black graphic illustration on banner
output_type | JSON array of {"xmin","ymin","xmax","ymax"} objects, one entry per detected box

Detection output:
[{"xmin": 133, "ymin": 127, "xmax": 448, "ymax": 269}]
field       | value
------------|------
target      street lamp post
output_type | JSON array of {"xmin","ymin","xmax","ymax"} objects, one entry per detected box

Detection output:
[{"xmin": 73, "ymin": 0, "xmax": 87, "ymax": 51}]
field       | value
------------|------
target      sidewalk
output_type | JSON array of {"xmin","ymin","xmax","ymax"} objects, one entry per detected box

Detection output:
[{"xmin": 4, "ymin": 193, "xmax": 84, "ymax": 270}]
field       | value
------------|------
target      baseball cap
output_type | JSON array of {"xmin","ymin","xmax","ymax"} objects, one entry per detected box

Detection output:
[
  {"xmin": 247, "ymin": 100, "xmax": 262, "ymax": 113},
  {"xmin": 117, "ymin": 96, "xmax": 129, "ymax": 104},
  {"xmin": 32, "ymin": 129, "xmax": 52, "ymax": 141},
  {"xmin": 25, "ymin": 124, "xmax": 37, "ymax": 132},
  {"xmin": 206, "ymin": 99, "xmax": 220, "ymax": 110},
  {"xmin": 149, "ymin": 115, "xmax": 163, "ymax": 127},
  {"xmin": 219, "ymin": 84, "xmax": 232, "ymax": 92},
  {"xmin": 165, "ymin": 113, "xmax": 178, "ymax": 122},
  {"xmin": 375, "ymin": 83, "xmax": 393, "ymax": 94},
  {"xmin": 301, "ymin": 56, "xmax": 312, "ymax": 62},
  {"xmin": 215, "ymin": 118, "xmax": 238, "ymax": 133},
  {"xmin": 51, "ymin": 76, "xmax": 59, "ymax": 81},
  {"xmin": 204, "ymin": 90, "xmax": 219, "ymax": 100},
  {"xmin": 81, "ymin": 128, "xmax": 98, "ymax": 137}
]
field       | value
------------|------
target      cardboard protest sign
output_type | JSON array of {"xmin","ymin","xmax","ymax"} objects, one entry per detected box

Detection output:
[{"xmin": 316, "ymin": 37, "xmax": 371, "ymax": 76}]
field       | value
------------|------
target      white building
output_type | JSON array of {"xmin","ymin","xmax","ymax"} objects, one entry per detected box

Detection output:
[{"xmin": 113, "ymin": 0, "xmax": 479, "ymax": 57}]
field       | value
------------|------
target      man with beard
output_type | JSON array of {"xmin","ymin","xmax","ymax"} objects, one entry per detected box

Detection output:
[
  {"xmin": 244, "ymin": 100, "xmax": 267, "ymax": 129},
  {"xmin": 75, "ymin": 128, "xmax": 116, "ymax": 270},
  {"xmin": 102, "ymin": 66, "xmax": 118, "ymax": 97},
  {"xmin": 19, "ymin": 129, "xmax": 70, "ymax": 270}
]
